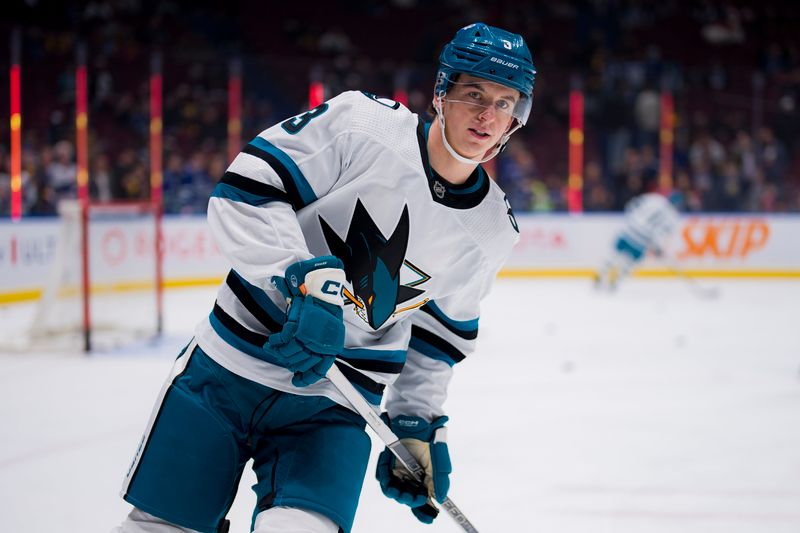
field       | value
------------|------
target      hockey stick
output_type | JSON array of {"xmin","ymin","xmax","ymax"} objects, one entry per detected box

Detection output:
[
  {"xmin": 326, "ymin": 363, "xmax": 480, "ymax": 533},
  {"xmin": 662, "ymin": 260, "xmax": 720, "ymax": 300}
]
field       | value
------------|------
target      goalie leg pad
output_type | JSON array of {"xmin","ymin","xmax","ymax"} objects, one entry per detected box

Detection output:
[{"xmin": 122, "ymin": 349, "xmax": 246, "ymax": 533}]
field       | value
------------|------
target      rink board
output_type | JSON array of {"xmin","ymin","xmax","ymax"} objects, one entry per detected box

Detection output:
[{"xmin": 1, "ymin": 213, "xmax": 799, "ymax": 303}]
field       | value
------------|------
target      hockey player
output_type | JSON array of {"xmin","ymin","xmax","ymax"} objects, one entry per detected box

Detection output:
[
  {"xmin": 114, "ymin": 22, "xmax": 535, "ymax": 533},
  {"xmin": 594, "ymin": 192, "xmax": 681, "ymax": 290}
]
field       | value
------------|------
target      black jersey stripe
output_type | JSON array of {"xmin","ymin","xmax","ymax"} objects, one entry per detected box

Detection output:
[
  {"xmin": 411, "ymin": 325, "xmax": 466, "ymax": 365},
  {"xmin": 225, "ymin": 271, "xmax": 283, "ymax": 333},
  {"xmin": 242, "ymin": 144, "xmax": 305, "ymax": 210},
  {"xmin": 212, "ymin": 302, "xmax": 269, "ymax": 347},
  {"xmin": 337, "ymin": 355, "xmax": 404, "ymax": 375},
  {"xmin": 334, "ymin": 361, "xmax": 386, "ymax": 397},
  {"xmin": 219, "ymin": 171, "xmax": 291, "ymax": 204}
]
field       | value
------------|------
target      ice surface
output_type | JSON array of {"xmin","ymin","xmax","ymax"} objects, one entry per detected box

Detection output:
[{"xmin": 1, "ymin": 279, "xmax": 799, "ymax": 532}]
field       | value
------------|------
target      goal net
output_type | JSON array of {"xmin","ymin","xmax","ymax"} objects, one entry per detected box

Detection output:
[{"xmin": 3, "ymin": 200, "xmax": 163, "ymax": 352}]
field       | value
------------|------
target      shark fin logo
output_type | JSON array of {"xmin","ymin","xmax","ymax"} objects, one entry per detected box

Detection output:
[{"xmin": 319, "ymin": 199, "xmax": 427, "ymax": 329}]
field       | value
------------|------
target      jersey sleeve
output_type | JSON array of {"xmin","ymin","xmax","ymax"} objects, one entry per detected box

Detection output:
[
  {"xmin": 385, "ymin": 262, "xmax": 498, "ymax": 422},
  {"xmin": 207, "ymin": 92, "xmax": 357, "ymax": 286},
  {"xmin": 625, "ymin": 194, "xmax": 680, "ymax": 248}
]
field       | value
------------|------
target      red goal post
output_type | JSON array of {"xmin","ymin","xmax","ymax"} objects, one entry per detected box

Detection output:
[{"xmin": 76, "ymin": 200, "xmax": 164, "ymax": 351}]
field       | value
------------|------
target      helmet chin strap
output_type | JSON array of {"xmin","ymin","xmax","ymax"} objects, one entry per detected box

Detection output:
[{"xmin": 434, "ymin": 95, "xmax": 521, "ymax": 165}]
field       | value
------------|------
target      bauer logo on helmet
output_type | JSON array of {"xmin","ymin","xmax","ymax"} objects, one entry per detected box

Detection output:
[{"xmin": 490, "ymin": 57, "xmax": 519, "ymax": 69}]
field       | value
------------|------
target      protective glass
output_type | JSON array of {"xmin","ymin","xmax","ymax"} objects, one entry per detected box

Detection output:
[{"xmin": 438, "ymin": 76, "xmax": 532, "ymax": 125}]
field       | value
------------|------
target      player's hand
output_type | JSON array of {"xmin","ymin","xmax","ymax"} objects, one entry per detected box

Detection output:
[
  {"xmin": 264, "ymin": 256, "xmax": 346, "ymax": 387},
  {"xmin": 375, "ymin": 414, "xmax": 452, "ymax": 523}
]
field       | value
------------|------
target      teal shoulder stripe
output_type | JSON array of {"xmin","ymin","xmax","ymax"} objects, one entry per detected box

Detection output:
[
  {"xmin": 249, "ymin": 136, "xmax": 317, "ymax": 206},
  {"xmin": 211, "ymin": 182, "xmax": 286, "ymax": 206},
  {"xmin": 342, "ymin": 347, "xmax": 406, "ymax": 364},
  {"xmin": 208, "ymin": 312, "xmax": 264, "ymax": 359},
  {"xmin": 424, "ymin": 301, "xmax": 478, "ymax": 333},
  {"xmin": 351, "ymin": 382, "xmax": 382, "ymax": 406},
  {"xmin": 426, "ymin": 301, "xmax": 479, "ymax": 330}
]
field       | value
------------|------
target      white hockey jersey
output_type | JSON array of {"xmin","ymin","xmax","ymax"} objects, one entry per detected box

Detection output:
[
  {"xmin": 195, "ymin": 90, "xmax": 520, "ymax": 420},
  {"xmin": 622, "ymin": 192, "xmax": 680, "ymax": 250}
]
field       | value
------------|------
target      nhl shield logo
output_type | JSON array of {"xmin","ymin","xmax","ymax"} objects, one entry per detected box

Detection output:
[{"xmin": 433, "ymin": 180, "xmax": 446, "ymax": 199}]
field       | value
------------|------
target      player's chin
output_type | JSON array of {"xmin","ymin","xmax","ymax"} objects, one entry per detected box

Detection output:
[{"xmin": 459, "ymin": 136, "xmax": 494, "ymax": 157}]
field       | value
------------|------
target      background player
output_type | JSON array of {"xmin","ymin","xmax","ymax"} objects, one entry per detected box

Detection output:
[
  {"xmin": 113, "ymin": 22, "xmax": 535, "ymax": 533},
  {"xmin": 594, "ymin": 192, "xmax": 681, "ymax": 290}
]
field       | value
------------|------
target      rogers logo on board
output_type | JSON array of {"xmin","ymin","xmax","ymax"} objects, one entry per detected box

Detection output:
[{"xmin": 516, "ymin": 227, "xmax": 567, "ymax": 250}]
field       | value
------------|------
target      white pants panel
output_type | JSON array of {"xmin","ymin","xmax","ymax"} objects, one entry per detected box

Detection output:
[
  {"xmin": 253, "ymin": 506, "xmax": 338, "ymax": 533},
  {"xmin": 111, "ymin": 508, "xmax": 201, "ymax": 533}
]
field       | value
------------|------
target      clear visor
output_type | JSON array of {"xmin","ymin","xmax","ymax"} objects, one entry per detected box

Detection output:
[{"xmin": 436, "ymin": 74, "xmax": 532, "ymax": 125}]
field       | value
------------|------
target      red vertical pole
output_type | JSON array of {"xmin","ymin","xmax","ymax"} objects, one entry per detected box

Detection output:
[
  {"xmin": 9, "ymin": 28, "xmax": 22, "ymax": 221},
  {"xmin": 76, "ymin": 43, "xmax": 91, "ymax": 352},
  {"xmin": 658, "ymin": 89, "xmax": 674, "ymax": 193},
  {"xmin": 227, "ymin": 57, "xmax": 242, "ymax": 164},
  {"xmin": 76, "ymin": 46, "xmax": 89, "ymax": 204},
  {"xmin": 308, "ymin": 81, "xmax": 324, "ymax": 109},
  {"xmin": 150, "ymin": 52, "xmax": 164, "ymax": 336},
  {"xmin": 567, "ymin": 79, "xmax": 584, "ymax": 213},
  {"xmin": 308, "ymin": 65, "xmax": 324, "ymax": 109}
]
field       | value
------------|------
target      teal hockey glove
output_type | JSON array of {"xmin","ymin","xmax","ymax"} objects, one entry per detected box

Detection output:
[
  {"xmin": 264, "ymin": 256, "xmax": 346, "ymax": 387},
  {"xmin": 375, "ymin": 414, "xmax": 452, "ymax": 524}
]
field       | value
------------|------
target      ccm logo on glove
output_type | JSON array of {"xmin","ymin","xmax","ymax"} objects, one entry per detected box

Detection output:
[{"xmin": 264, "ymin": 256, "xmax": 347, "ymax": 387}]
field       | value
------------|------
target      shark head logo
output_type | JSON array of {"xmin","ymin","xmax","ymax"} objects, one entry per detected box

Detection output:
[{"xmin": 319, "ymin": 199, "xmax": 423, "ymax": 329}]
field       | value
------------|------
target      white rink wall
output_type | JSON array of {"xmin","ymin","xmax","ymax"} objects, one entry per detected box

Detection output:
[
  {"xmin": 1, "ymin": 213, "xmax": 800, "ymax": 302},
  {"xmin": 507, "ymin": 213, "xmax": 800, "ymax": 276}
]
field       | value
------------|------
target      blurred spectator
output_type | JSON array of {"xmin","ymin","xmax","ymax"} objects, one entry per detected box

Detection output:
[
  {"xmin": 496, "ymin": 138, "xmax": 538, "ymax": 212},
  {"xmin": 731, "ymin": 131, "xmax": 759, "ymax": 185},
  {"xmin": 716, "ymin": 158, "xmax": 744, "ymax": 211},
  {"xmin": 614, "ymin": 147, "xmax": 646, "ymax": 208},
  {"xmin": 583, "ymin": 160, "xmax": 614, "ymax": 211},
  {"xmin": 91, "ymin": 153, "xmax": 114, "ymax": 202},
  {"xmin": 633, "ymin": 81, "xmax": 660, "ymax": 149},
  {"xmin": 595, "ymin": 77, "xmax": 635, "ymax": 181},
  {"xmin": 163, "ymin": 153, "xmax": 185, "ymax": 214},
  {"xmin": 757, "ymin": 126, "xmax": 789, "ymax": 186},
  {"xmin": 2, "ymin": 0, "xmax": 798, "ymax": 217},
  {"xmin": 47, "ymin": 140, "xmax": 77, "ymax": 201},
  {"xmin": 119, "ymin": 161, "xmax": 149, "ymax": 200}
]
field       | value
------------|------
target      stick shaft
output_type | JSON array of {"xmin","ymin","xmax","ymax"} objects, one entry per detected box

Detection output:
[{"xmin": 327, "ymin": 363, "xmax": 480, "ymax": 533}]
